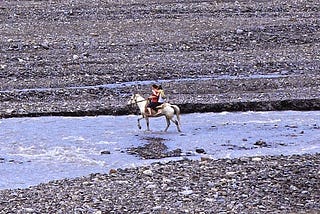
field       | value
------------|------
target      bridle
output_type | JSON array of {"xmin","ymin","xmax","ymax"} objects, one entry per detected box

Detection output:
[
  {"xmin": 128, "ymin": 95, "xmax": 148, "ymax": 113},
  {"xmin": 130, "ymin": 95, "xmax": 147, "ymax": 104}
]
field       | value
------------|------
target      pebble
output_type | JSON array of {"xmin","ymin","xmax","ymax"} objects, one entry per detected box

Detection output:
[
  {"xmin": 24, "ymin": 208, "xmax": 35, "ymax": 212},
  {"xmin": 252, "ymin": 157, "xmax": 262, "ymax": 161},
  {"xmin": 100, "ymin": 150, "xmax": 111, "ymax": 155},
  {"xmin": 195, "ymin": 148, "xmax": 206, "ymax": 154},
  {"xmin": 181, "ymin": 189, "xmax": 194, "ymax": 195},
  {"xmin": 142, "ymin": 169, "xmax": 153, "ymax": 176}
]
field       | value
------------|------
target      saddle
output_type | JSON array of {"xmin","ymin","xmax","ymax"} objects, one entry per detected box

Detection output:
[
  {"xmin": 145, "ymin": 103, "xmax": 168, "ymax": 116},
  {"xmin": 156, "ymin": 103, "xmax": 166, "ymax": 109}
]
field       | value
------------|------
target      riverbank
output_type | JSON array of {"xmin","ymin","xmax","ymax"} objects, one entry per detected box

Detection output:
[
  {"xmin": 0, "ymin": 153, "xmax": 319, "ymax": 213},
  {"xmin": 1, "ymin": 0, "xmax": 319, "ymax": 118},
  {"xmin": 1, "ymin": 74, "xmax": 320, "ymax": 118}
]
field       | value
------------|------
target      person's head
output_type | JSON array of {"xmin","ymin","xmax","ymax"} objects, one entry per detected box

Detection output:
[
  {"xmin": 152, "ymin": 84, "xmax": 158, "ymax": 90},
  {"xmin": 158, "ymin": 85, "xmax": 163, "ymax": 90}
]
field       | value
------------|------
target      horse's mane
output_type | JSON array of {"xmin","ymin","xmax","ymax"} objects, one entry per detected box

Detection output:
[{"xmin": 134, "ymin": 93, "xmax": 144, "ymax": 99}]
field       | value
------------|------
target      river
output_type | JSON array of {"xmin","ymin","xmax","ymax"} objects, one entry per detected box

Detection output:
[{"xmin": 0, "ymin": 111, "xmax": 319, "ymax": 190}]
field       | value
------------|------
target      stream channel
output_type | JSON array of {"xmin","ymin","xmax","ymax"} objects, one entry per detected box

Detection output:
[{"xmin": 1, "ymin": 110, "xmax": 319, "ymax": 190}]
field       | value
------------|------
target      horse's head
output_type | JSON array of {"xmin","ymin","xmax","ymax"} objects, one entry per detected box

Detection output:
[
  {"xmin": 127, "ymin": 94, "xmax": 136, "ymax": 105},
  {"xmin": 127, "ymin": 94, "xmax": 143, "ymax": 105},
  {"xmin": 128, "ymin": 93, "xmax": 147, "ymax": 106}
]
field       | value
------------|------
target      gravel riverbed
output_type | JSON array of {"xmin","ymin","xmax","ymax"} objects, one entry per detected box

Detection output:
[
  {"xmin": 0, "ymin": 0, "xmax": 319, "ymax": 117},
  {"xmin": 0, "ymin": 153, "xmax": 319, "ymax": 213},
  {"xmin": 0, "ymin": 0, "xmax": 319, "ymax": 212}
]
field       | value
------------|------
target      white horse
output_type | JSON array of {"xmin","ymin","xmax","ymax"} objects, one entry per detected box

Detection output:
[{"xmin": 128, "ymin": 94, "xmax": 181, "ymax": 132}]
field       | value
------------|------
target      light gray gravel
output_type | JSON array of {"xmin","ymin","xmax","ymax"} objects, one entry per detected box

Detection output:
[{"xmin": 0, "ymin": 153, "xmax": 319, "ymax": 213}]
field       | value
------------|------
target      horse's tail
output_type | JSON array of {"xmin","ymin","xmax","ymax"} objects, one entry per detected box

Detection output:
[{"xmin": 171, "ymin": 104, "xmax": 181, "ymax": 125}]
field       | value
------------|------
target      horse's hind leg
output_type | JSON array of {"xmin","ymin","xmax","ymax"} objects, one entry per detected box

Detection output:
[
  {"xmin": 164, "ymin": 117, "xmax": 170, "ymax": 132},
  {"xmin": 146, "ymin": 117, "xmax": 151, "ymax": 131},
  {"xmin": 171, "ymin": 118, "xmax": 181, "ymax": 132}
]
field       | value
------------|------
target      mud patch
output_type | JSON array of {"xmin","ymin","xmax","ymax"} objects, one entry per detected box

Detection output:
[{"xmin": 127, "ymin": 137, "xmax": 182, "ymax": 159}]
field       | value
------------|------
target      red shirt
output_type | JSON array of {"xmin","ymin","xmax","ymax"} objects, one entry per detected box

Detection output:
[{"xmin": 150, "ymin": 89, "xmax": 159, "ymax": 102}]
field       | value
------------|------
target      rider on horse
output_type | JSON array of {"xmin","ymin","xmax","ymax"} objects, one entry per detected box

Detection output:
[{"xmin": 146, "ymin": 84, "xmax": 161, "ymax": 116}]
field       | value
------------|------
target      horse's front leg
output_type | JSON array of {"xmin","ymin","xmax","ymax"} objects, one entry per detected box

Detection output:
[{"xmin": 137, "ymin": 116, "xmax": 144, "ymax": 129}]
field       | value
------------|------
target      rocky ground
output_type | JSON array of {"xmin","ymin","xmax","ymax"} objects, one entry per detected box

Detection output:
[
  {"xmin": 0, "ymin": 153, "xmax": 319, "ymax": 213},
  {"xmin": 0, "ymin": 0, "xmax": 319, "ymax": 213},
  {"xmin": 0, "ymin": 0, "xmax": 319, "ymax": 117}
]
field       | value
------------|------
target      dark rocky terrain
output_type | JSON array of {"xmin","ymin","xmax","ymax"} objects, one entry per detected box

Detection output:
[
  {"xmin": 0, "ymin": 153, "xmax": 319, "ymax": 213},
  {"xmin": 0, "ymin": 0, "xmax": 319, "ymax": 118}
]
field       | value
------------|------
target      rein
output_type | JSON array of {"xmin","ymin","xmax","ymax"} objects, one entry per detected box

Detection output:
[
  {"xmin": 128, "ymin": 96, "xmax": 147, "ymax": 112},
  {"xmin": 129, "ymin": 97, "xmax": 148, "ymax": 115},
  {"xmin": 131, "ymin": 96, "xmax": 148, "ymax": 104},
  {"xmin": 134, "ymin": 99, "xmax": 147, "ymax": 104}
]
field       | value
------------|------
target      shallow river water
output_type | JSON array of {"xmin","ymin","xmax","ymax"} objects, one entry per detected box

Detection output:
[{"xmin": 1, "ymin": 111, "xmax": 319, "ymax": 190}]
